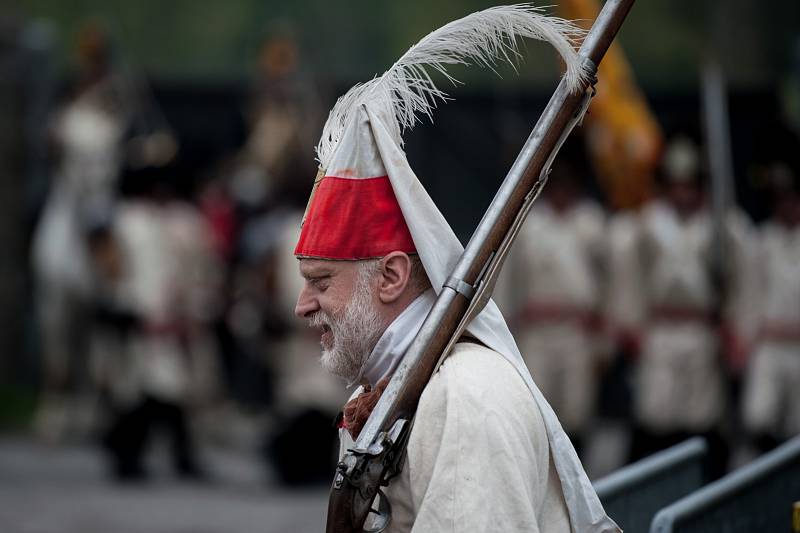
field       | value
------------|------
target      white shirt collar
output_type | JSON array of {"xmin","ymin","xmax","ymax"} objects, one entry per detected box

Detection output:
[{"xmin": 349, "ymin": 289, "xmax": 436, "ymax": 388}]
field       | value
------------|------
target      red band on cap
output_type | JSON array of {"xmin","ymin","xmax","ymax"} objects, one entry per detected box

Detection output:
[{"xmin": 294, "ymin": 176, "xmax": 416, "ymax": 259}]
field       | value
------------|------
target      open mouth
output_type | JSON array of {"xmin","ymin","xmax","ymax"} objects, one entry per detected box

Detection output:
[{"xmin": 320, "ymin": 323, "xmax": 333, "ymax": 347}]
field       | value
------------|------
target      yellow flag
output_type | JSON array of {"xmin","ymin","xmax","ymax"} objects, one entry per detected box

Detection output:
[{"xmin": 560, "ymin": 0, "xmax": 663, "ymax": 209}]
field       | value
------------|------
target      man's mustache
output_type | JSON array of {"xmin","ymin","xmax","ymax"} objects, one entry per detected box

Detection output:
[{"xmin": 308, "ymin": 312, "xmax": 332, "ymax": 330}]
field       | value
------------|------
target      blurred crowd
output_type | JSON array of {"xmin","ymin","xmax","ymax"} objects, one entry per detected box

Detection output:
[
  {"xmin": 22, "ymin": 21, "xmax": 800, "ymax": 487},
  {"xmin": 497, "ymin": 147, "xmax": 800, "ymax": 481},
  {"xmin": 28, "ymin": 24, "xmax": 349, "ymax": 485}
]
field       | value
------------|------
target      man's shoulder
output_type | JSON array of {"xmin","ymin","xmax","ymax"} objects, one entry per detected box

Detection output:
[
  {"xmin": 444, "ymin": 340, "xmax": 520, "ymax": 374},
  {"xmin": 410, "ymin": 341, "xmax": 550, "ymax": 475},
  {"xmin": 421, "ymin": 341, "xmax": 538, "ymax": 414}
]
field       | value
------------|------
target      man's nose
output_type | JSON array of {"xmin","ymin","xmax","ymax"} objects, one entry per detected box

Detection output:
[{"xmin": 295, "ymin": 286, "xmax": 320, "ymax": 319}]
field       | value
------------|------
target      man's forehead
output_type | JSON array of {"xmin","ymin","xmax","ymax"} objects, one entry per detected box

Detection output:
[{"xmin": 298, "ymin": 258, "xmax": 353, "ymax": 277}]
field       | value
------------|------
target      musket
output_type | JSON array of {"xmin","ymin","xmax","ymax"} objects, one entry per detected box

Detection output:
[
  {"xmin": 701, "ymin": 58, "xmax": 735, "ymax": 317},
  {"xmin": 326, "ymin": 0, "xmax": 637, "ymax": 531}
]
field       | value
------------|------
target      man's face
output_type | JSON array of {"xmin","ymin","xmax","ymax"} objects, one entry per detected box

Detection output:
[
  {"xmin": 295, "ymin": 259, "xmax": 384, "ymax": 382},
  {"xmin": 666, "ymin": 181, "xmax": 702, "ymax": 217}
]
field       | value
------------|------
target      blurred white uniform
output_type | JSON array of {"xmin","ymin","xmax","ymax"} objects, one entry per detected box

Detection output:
[
  {"xmin": 612, "ymin": 201, "xmax": 755, "ymax": 433},
  {"xmin": 33, "ymin": 83, "xmax": 126, "ymax": 296},
  {"xmin": 502, "ymin": 201, "xmax": 606, "ymax": 434},
  {"xmin": 743, "ymin": 220, "xmax": 800, "ymax": 437},
  {"xmin": 31, "ymin": 79, "xmax": 127, "ymax": 439},
  {"xmin": 113, "ymin": 199, "xmax": 220, "ymax": 406}
]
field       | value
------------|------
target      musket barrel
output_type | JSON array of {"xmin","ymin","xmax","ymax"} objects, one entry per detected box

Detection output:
[{"xmin": 358, "ymin": 0, "xmax": 636, "ymax": 452}]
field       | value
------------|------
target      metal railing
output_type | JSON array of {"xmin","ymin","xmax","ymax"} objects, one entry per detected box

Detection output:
[
  {"xmin": 593, "ymin": 437, "xmax": 707, "ymax": 533},
  {"xmin": 650, "ymin": 435, "xmax": 800, "ymax": 533}
]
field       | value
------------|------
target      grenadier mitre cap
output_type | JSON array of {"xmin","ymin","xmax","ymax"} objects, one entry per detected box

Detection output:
[{"xmin": 295, "ymin": 106, "xmax": 415, "ymax": 260}]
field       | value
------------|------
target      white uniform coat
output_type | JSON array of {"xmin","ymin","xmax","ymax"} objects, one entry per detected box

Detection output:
[
  {"xmin": 500, "ymin": 201, "xmax": 607, "ymax": 433},
  {"xmin": 610, "ymin": 201, "xmax": 756, "ymax": 432},
  {"xmin": 743, "ymin": 221, "xmax": 800, "ymax": 437},
  {"xmin": 112, "ymin": 200, "xmax": 220, "ymax": 405}
]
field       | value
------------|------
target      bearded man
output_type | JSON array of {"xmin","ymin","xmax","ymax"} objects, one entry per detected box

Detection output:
[{"xmin": 291, "ymin": 5, "xmax": 618, "ymax": 532}]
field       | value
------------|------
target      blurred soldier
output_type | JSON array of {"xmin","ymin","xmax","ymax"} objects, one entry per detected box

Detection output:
[
  {"xmin": 101, "ymin": 167, "xmax": 220, "ymax": 480},
  {"xmin": 612, "ymin": 137, "xmax": 756, "ymax": 478},
  {"xmin": 230, "ymin": 30, "xmax": 321, "ymax": 213},
  {"xmin": 501, "ymin": 163, "xmax": 607, "ymax": 453},
  {"xmin": 742, "ymin": 164, "xmax": 800, "ymax": 452},
  {"xmin": 31, "ymin": 22, "xmax": 130, "ymax": 442}
]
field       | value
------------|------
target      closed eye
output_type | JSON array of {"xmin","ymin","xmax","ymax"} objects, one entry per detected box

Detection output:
[{"xmin": 309, "ymin": 276, "xmax": 331, "ymax": 291}]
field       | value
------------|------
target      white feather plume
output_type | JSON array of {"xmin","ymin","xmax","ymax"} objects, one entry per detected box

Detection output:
[{"xmin": 316, "ymin": 3, "xmax": 588, "ymax": 167}]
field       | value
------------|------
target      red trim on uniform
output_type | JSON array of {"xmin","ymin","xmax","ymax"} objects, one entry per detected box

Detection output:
[
  {"xmin": 513, "ymin": 301, "xmax": 602, "ymax": 331},
  {"xmin": 294, "ymin": 175, "xmax": 416, "ymax": 259},
  {"xmin": 760, "ymin": 322, "xmax": 800, "ymax": 342},
  {"xmin": 649, "ymin": 305, "xmax": 712, "ymax": 324}
]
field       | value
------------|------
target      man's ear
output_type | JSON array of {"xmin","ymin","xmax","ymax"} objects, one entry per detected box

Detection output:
[{"xmin": 377, "ymin": 251, "xmax": 412, "ymax": 304}]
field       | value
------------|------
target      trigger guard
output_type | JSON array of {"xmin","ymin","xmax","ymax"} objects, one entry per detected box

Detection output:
[{"xmin": 362, "ymin": 488, "xmax": 392, "ymax": 533}]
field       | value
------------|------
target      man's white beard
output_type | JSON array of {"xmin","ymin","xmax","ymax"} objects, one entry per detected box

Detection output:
[{"xmin": 309, "ymin": 264, "xmax": 384, "ymax": 383}]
